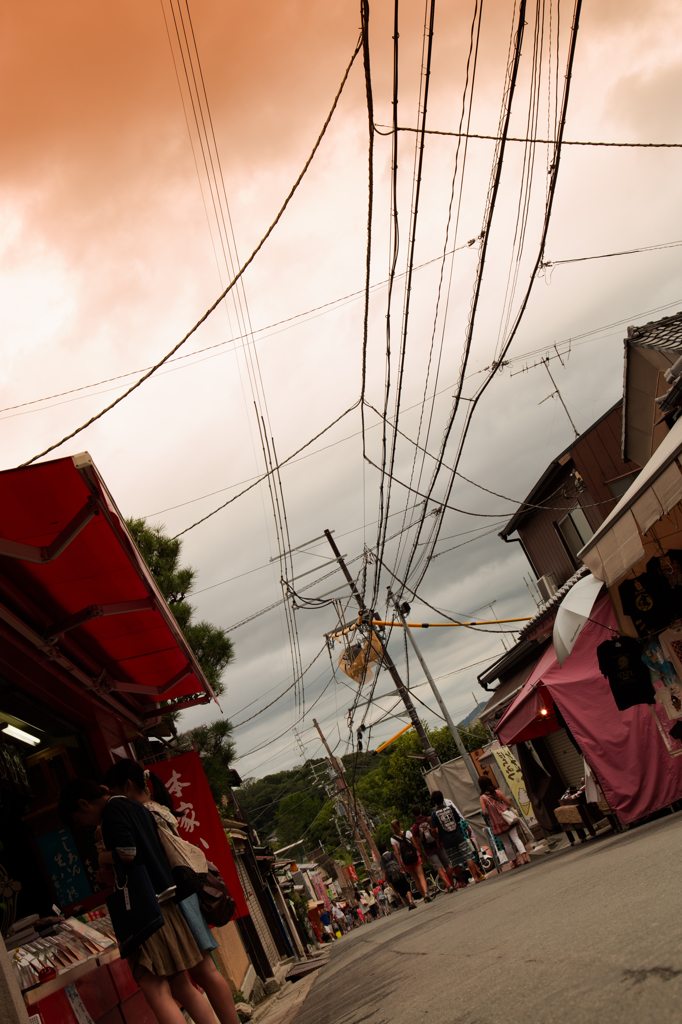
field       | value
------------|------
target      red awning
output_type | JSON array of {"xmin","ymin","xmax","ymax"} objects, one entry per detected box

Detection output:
[
  {"xmin": 0, "ymin": 453, "xmax": 215, "ymax": 729},
  {"xmin": 495, "ymin": 643, "xmax": 560, "ymax": 745}
]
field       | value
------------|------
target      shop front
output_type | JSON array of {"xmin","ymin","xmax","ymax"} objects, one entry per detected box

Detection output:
[
  {"xmin": 495, "ymin": 572, "xmax": 682, "ymax": 826},
  {"xmin": 0, "ymin": 453, "xmax": 249, "ymax": 1024}
]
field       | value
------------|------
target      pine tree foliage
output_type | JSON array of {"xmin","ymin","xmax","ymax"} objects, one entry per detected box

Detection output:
[
  {"xmin": 126, "ymin": 518, "xmax": 234, "ymax": 696},
  {"xmin": 179, "ymin": 720, "xmax": 237, "ymax": 801}
]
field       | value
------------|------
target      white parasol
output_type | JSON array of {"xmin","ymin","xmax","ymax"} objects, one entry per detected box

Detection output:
[{"xmin": 553, "ymin": 572, "xmax": 604, "ymax": 666}]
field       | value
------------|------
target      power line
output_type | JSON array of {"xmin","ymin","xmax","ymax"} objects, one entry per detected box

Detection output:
[
  {"xmin": 392, "ymin": 0, "xmax": 529, "ymax": 592},
  {"xmin": 172, "ymin": 400, "xmax": 360, "ymax": 538},
  {"xmin": 409, "ymin": 0, "xmax": 584, "ymax": 594},
  {"xmin": 375, "ymin": 124, "xmax": 682, "ymax": 147},
  {"xmin": 18, "ymin": 36, "xmax": 362, "ymax": 468},
  {"xmin": 541, "ymin": 238, "xmax": 682, "ymax": 267},
  {"xmin": 0, "ymin": 242, "xmax": 478, "ymax": 419}
]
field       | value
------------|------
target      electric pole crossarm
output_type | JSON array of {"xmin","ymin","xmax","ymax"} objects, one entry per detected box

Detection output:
[{"xmin": 324, "ymin": 530, "xmax": 440, "ymax": 769}]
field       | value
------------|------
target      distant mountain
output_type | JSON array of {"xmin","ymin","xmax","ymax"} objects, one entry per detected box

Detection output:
[{"xmin": 457, "ymin": 702, "xmax": 488, "ymax": 728}]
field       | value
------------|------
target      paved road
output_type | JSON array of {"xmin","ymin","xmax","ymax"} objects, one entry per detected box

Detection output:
[{"xmin": 291, "ymin": 813, "xmax": 682, "ymax": 1024}]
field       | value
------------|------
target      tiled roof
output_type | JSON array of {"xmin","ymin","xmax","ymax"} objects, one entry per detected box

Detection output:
[
  {"xmin": 516, "ymin": 565, "xmax": 589, "ymax": 641},
  {"xmin": 627, "ymin": 311, "xmax": 682, "ymax": 354}
]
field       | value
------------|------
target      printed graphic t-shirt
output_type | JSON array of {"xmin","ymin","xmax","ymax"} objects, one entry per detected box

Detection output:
[{"xmin": 619, "ymin": 575, "xmax": 670, "ymax": 636}]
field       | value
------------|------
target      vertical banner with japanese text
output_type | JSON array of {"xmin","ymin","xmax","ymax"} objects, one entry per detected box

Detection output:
[
  {"xmin": 153, "ymin": 752, "xmax": 249, "ymax": 918},
  {"xmin": 491, "ymin": 746, "xmax": 538, "ymax": 828},
  {"xmin": 37, "ymin": 828, "xmax": 92, "ymax": 907}
]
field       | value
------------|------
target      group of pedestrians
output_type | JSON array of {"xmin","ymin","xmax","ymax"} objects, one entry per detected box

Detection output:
[{"xmin": 381, "ymin": 790, "xmax": 485, "ymax": 906}]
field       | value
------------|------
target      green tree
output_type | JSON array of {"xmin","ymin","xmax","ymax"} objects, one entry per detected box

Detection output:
[
  {"xmin": 127, "ymin": 518, "xmax": 234, "ymax": 696},
  {"xmin": 179, "ymin": 720, "xmax": 237, "ymax": 802}
]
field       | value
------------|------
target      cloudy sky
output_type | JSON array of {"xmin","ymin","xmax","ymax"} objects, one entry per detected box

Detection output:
[{"xmin": 3, "ymin": 0, "xmax": 682, "ymax": 779}]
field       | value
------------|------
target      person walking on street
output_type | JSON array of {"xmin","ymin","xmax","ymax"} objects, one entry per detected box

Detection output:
[
  {"xmin": 319, "ymin": 908, "xmax": 335, "ymax": 941},
  {"xmin": 390, "ymin": 819, "xmax": 431, "ymax": 902},
  {"xmin": 332, "ymin": 903, "xmax": 347, "ymax": 934},
  {"xmin": 430, "ymin": 791, "xmax": 485, "ymax": 886},
  {"xmin": 378, "ymin": 844, "xmax": 416, "ymax": 910},
  {"xmin": 478, "ymin": 776, "xmax": 529, "ymax": 867},
  {"xmin": 411, "ymin": 804, "xmax": 456, "ymax": 893}
]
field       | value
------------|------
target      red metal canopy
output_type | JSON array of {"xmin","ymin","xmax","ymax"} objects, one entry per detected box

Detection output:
[{"xmin": 0, "ymin": 453, "xmax": 215, "ymax": 730}]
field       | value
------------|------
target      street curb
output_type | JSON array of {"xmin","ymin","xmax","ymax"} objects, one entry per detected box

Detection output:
[{"xmin": 250, "ymin": 972, "xmax": 320, "ymax": 1024}]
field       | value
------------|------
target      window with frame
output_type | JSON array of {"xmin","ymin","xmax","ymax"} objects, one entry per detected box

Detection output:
[
  {"xmin": 557, "ymin": 505, "xmax": 593, "ymax": 560},
  {"xmin": 606, "ymin": 472, "xmax": 639, "ymax": 500}
]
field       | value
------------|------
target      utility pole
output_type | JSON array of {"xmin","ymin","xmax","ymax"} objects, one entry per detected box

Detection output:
[
  {"xmin": 391, "ymin": 593, "xmax": 481, "ymax": 788},
  {"xmin": 324, "ymin": 530, "xmax": 440, "ymax": 770},
  {"xmin": 313, "ymin": 718, "xmax": 379, "ymax": 880}
]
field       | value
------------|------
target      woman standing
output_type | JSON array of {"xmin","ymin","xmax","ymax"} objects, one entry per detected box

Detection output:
[
  {"xmin": 59, "ymin": 780, "xmax": 218, "ymax": 1024},
  {"xmin": 477, "ymin": 776, "xmax": 529, "ymax": 867},
  {"xmin": 378, "ymin": 845, "xmax": 416, "ymax": 911},
  {"xmin": 103, "ymin": 760, "xmax": 239, "ymax": 1024},
  {"xmin": 389, "ymin": 819, "xmax": 431, "ymax": 902}
]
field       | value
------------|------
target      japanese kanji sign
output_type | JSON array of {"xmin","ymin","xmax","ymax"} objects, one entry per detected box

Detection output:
[
  {"xmin": 37, "ymin": 828, "xmax": 92, "ymax": 908},
  {"xmin": 153, "ymin": 751, "xmax": 249, "ymax": 919}
]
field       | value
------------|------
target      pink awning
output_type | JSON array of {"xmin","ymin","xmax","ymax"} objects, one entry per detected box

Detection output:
[
  {"xmin": 496, "ymin": 644, "xmax": 560, "ymax": 745},
  {"xmin": 497, "ymin": 593, "xmax": 682, "ymax": 823}
]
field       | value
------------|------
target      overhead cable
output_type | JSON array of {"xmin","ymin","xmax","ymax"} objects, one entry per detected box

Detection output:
[
  {"xmin": 172, "ymin": 400, "xmax": 359, "ymax": 538},
  {"xmin": 375, "ymin": 125, "xmax": 682, "ymax": 147},
  {"xmin": 410, "ymin": 0, "xmax": 584, "ymax": 592},
  {"xmin": 18, "ymin": 35, "xmax": 362, "ymax": 468},
  {"xmin": 393, "ymin": 0, "xmax": 528, "ymax": 591}
]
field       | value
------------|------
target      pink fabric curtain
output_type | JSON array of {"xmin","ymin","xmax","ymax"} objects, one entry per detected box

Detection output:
[{"xmin": 498, "ymin": 594, "xmax": 682, "ymax": 823}]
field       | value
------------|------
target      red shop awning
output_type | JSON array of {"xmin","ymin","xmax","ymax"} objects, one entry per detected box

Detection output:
[
  {"xmin": 495, "ymin": 643, "xmax": 560, "ymax": 745},
  {"xmin": 0, "ymin": 452, "xmax": 216, "ymax": 729}
]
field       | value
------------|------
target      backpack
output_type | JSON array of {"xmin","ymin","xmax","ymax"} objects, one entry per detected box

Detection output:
[
  {"xmin": 432, "ymin": 803, "xmax": 461, "ymax": 834},
  {"xmin": 381, "ymin": 850, "xmax": 403, "ymax": 882},
  {"xmin": 395, "ymin": 834, "xmax": 418, "ymax": 865},
  {"xmin": 198, "ymin": 862, "xmax": 237, "ymax": 927},
  {"xmin": 415, "ymin": 817, "xmax": 439, "ymax": 849}
]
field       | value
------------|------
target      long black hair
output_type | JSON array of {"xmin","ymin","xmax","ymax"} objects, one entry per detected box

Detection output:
[{"xmin": 103, "ymin": 759, "xmax": 176, "ymax": 813}]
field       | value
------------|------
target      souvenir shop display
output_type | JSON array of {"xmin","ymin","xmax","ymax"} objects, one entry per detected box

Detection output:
[{"xmin": 7, "ymin": 908, "xmax": 116, "ymax": 993}]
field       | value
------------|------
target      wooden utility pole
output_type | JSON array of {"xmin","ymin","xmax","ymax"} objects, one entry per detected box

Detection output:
[
  {"xmin": 324, "ymin": 530, "xmax": 440, "ymax": 769},
  {"xmin": 313, "ymin": 718, "xmax": 380, "ymax": 879}
]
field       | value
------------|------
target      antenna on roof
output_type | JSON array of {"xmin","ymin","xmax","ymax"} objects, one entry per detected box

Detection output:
[{"xmin": 537, "ymin": 357, "xmax": 580, "ymax": 438}]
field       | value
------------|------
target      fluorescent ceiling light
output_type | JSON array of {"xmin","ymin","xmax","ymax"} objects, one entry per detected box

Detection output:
[{"xmin": 2, "ymin": 724, "xmax": 40, "ymax": 746}]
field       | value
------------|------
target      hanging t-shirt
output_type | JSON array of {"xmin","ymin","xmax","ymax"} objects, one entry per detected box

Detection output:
[
  {"xmin": 596, "ymin": 636, "xmax": 656, "ymax": 710},
  {"xmin": 619, "ymin": 575, "xmax": 670, "ymax": 636},
  {"xmin": 646, "ymin": 550, "xmax": 682, "ymax": 620}
]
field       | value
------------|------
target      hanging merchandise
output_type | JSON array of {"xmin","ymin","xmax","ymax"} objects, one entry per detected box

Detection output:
[
  {"xmin": 618, "ymin": 572, "xmax": 671, "ymax": 637},
  {"xmin": 646, "ymin": 550, "xmax": 682, "ymax": 619},
  {"xmin": 338, "ymin": 632, "xmax": 383, "ymax": 684},
  {"xmin": 642, "ymin": 639, "xmax": 680, "ymax": 690},
  {"xmin": 640, "ymin": 638, "xmax": 682, "ymax": 718},
  {"xmin": 658, "ymin": 624, "xmax": 682, "ymax": 682},
  {"xmin": 596, "ymin": 636, "xmax": 657, "ymax": 711}
]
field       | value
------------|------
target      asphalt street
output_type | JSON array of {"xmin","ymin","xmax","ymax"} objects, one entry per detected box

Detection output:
[{"xmin": 290, "ymin": 813, "xmax": 682, "ymax": 1024}]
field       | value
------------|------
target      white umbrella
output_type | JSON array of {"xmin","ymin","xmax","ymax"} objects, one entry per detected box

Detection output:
[{"xmin": 553, "ymin": 572, "xmax": 604, "ymax": 666}]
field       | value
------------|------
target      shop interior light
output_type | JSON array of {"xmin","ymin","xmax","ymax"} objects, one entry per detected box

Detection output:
[
  {"xmin": 2, "ymin": 724, "xmax": 40, "ymax": 746},
  {"xmin": 540, "ymin": 708, "xmax": 548, "ymax": 716}
]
